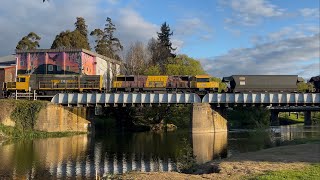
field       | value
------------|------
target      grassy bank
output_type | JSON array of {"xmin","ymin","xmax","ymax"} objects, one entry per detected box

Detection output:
[
  {"xmin": 0, "ymin": 124, "xmax": 85, "ymax": 140},
  {"xmin": 279, "ymin": 112, "xmax": 320, "ymax": 125},
  {"xmin": 249, "ymin": 164, "xmax": 320, "ymax": 180}
]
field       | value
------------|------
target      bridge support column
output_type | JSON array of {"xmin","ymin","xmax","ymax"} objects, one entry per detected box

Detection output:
[
  {"xmin": 191, "ymin": 103, "xmax": 227, "ymax": 133},
  {"xmin": 270, "ymin": 110, "xmax": 279, "ymax": 126},
  {"xmin": 304, "ymin": 111, "xmax": 312, "ymax": 125}
]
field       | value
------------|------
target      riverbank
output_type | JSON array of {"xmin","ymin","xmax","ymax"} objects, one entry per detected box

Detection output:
[
  {"xmin": 116, "ymin": 142, "xmax": 320, "ymax": 179},
  {"xmin": 0, "ymin": 124, "xmax": 86, "ymax": 141}
]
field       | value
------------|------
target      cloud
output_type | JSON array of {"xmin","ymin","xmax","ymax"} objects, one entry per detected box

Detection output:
[
  {"xmin": 251, "ymin": 25, "xmax": 320, "ymax": 45},
  {"xmin": 175, "ymin": 18, "xmax": 213, "ymax": 37},
  {"xmin": 0, "ymin": 0, "xmax": 160, "ymax": 57},
  {"xmin": 221, "ymin": 0, "xmax": 286, "ymax": 26},
  {"xmin": 200, "ymin": 33, "xmax": 320, "ymax": 79},
  {"xmin": 299, "ymin": 8, "xmax": 320, "ymax": 18}
]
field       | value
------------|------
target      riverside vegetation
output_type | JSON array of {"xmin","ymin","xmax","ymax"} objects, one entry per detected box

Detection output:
[{"xmin": 0, "ymin": 99, "xmax": 85, "ymax": 140}]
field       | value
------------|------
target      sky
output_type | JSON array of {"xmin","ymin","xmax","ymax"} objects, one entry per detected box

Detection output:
[{"xmin": 0, "ymin": 0, "xmax": 319, "ymax": 79}]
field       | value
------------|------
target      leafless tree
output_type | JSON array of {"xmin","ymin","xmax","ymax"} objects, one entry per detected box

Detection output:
[{"xmin": 125, "ymin": 41, "xmax": 148, "ymax": 75}]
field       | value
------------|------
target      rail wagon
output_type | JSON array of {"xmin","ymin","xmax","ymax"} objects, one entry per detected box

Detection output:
[
  {"xmin": 112, "ymin": 74, "xmax": 219, "ymax": 93},
  {"xmin": 309, "ymin": 75, "xmax": 320, "ymax": 93},
  {"xmin": 3, "ymin": 74, "xmax": 103, "ymax": 97},
  {"xmin": 222, "ymin": 75, "xmax": 304, "ymax": 93}
]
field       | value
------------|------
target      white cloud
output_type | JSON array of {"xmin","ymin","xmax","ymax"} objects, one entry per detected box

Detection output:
[
  {"xmin": 0, "ymin": 0, "xmax": 160, "ymax": 57},
  {"xmin": 251, "ymin": 25, "xmax": 320, "ymax": 45},
  {"xmin": 200, "ymin": 33, "xmax": 320, "ymax": 79},
  {"xmin": 221, "ymin": 0, "xmax": 286, "ymax": 26},
  {"xmin": 299, "ymin": 8, "xmax": 320, "ymax": 18},
  {"xmin": 175, "ymin": 18, "xmax": 213, "ymax": 37}
]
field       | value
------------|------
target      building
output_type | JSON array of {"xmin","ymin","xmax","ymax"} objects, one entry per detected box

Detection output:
[
  {"xmin": 0, "ymin": 55, "xmax": 16, "ymax": 98},
  {"xmin": 15, "ymin": 49, "xmax": 121, "ymax": 90}
]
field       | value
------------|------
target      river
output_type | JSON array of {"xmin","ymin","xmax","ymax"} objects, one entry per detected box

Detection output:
[{"xmin": 0, "ymin": 124, "xmax": 319, "ymax": 179}]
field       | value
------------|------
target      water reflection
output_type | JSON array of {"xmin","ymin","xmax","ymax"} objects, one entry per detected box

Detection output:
[
  {"xmin": 0, "ymin": 125, "xmax": 319, "ymax": 179},
  {"xmin": 192, "ymin": 132, "xmax": 228, "ymax": 164}
]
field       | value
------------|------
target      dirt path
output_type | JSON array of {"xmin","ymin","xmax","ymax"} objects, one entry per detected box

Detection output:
[{"xmin": 119, "ymin": 143, "xmax": 320, "ymax": 179}]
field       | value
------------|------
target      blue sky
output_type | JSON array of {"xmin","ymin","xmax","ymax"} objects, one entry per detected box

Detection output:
[{"xmin": 0, "ymin": 0, "xmax": 319, "ymax": 78}]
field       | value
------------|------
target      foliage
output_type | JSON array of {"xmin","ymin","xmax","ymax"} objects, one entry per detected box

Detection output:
[
  {"xmin": 143, "ymin": 65, "xmax": 161, "ymax": 75},
  {"xmin": 10, "ymin": 100, "xmax": 46, "ymax": 132},
  {"xmin": 51, "ymin": 17, "xmax": 91, "ymax": 50},
  {"xmin": 90, "ymin": 17, "xmax": 123, "ymax": 60},
  {"xmin": 297, "ymin": 82, "xmax": 314, "ymax": 92},
  {"xmin": 176, "ymin": 138, "xmax": 197, "ymax": 173},
  {"xmin": 227, "ymin": 107, "xmax": 270, "ymax": 129},
  {"xmin": 16, "ymin": 32, "xmax": 41, "ymax": 50},
  {"xmin": 165, "ymin": 54, "xmax": 205, "ymax": 75},
  {"xmin": 0, "ymin": 124, "xmax": 85, "ymax": 139},
  {"xmin": 165, "ymin": 105, "xmax": 191, "ymax": 128},
  {"xmin": 211, "ymin": 77, "xmax": 227, "ymax": 92},
  {"xmin": 249, "ymin": 164, "xmax": 320, "ymax": 180},
  {"xmin": 149, "ymin": 22, "xmax": 176, "ymax": 73}
]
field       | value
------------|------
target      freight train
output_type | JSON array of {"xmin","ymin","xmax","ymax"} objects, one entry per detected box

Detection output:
[
  {"xmin": 2, "ymin": 74, "xmax": 319, "ymax": 98},
  {"xmin": 1, "ymin": 74, "xmax": 219, "ymax": 97}
]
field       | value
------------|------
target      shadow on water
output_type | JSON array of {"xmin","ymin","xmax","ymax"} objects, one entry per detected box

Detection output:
[{"xmin": 0, "ymin": 124, "xmax": 319, "ymax": 179}]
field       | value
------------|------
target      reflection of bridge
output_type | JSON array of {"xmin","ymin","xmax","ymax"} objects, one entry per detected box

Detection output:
[
  {"xmin": 51, "ymin": 93, "xmax": 320, "ymax": 106},
  {"xmin": 47, "ymin": 153, "xmax": 177, "ymax": 179}
]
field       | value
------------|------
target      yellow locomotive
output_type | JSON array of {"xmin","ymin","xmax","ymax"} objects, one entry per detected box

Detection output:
[{"xmin": 112, "ymin": 74, "xmax": 219, "ymax": 92}]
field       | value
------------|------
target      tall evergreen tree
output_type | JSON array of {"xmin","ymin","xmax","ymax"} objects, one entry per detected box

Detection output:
[
  {"xmin": 51, "ymin": 17, "xmax": 91, "ymax": 50},
  {"xmin": 153, "ymin": 22, "xmax": 176, "ymax": 73},
  {"xmin": 16, "ymin": 32, "xmax": 41, "ymax": 50},
  {"xmin": 90, "ymin": 17, "xmax": 123, "ymax": 60}
]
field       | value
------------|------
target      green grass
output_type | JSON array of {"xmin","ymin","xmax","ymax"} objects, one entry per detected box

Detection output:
[
  {"xmin": 0, "ymin": 124, "xmax": 86, "ymax": 140},
  {"xmin": 248, "ymin": 164, "xmax": 320, "ymax": 180},
  {"xmin": 279, "ymin": 112, "xmax": 304, "ymax": 124}
]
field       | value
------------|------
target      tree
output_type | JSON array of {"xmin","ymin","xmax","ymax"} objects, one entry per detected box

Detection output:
[
  {"xmin": 125, "ymin": 41, "xmax": 148, "ymax": 75},
  {"xmin": 51, "ymin": 17, "xmax": 91, "ymax": 50},
  {"xmin": 74, "ymin": 17, "xmax": 90, "ymax": 48},
  {"xmin": 164, "ymin": 54, "xmax": 205, "ymax": 75},
  {"xmin": 90, "ymin": 17, "xmax": 123, "ymax": 60},
  {"xmin": 51, "ymin": 30, "xmax": 90, "ymax": 49},
  {"xmin": 153, "ymin": 22, "xmax": 176, "ymax": 72},
  {"xmin": 16, "ymin": 32, "xmax": 41, "ymax": 50}
]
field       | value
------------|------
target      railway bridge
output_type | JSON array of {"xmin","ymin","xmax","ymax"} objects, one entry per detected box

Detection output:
[{"xmin": 51, "ymin": 93, "xmax": 320, "ymax": 132}]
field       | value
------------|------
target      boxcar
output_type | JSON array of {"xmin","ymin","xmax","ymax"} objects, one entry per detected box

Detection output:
[
  {"xmin": 309, "ymin": 75, "xmax": 320, "ymax": 92},
  {"xmin": 222, "ymin": 75, "xmax": 303, "ymax": 93}
]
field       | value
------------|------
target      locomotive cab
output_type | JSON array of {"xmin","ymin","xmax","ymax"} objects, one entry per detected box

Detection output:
[
  {"xmin": 191, "ymin": 75, "xmax": 219, "ymax": 92},
  {"xmin": 6, "ymin": 75, "xmax": 30, "ymax": 92}
]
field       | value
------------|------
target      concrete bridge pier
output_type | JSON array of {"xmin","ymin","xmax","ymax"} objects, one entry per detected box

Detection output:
[
  {"xmin": 191, "ymin": 103, "xmax": 227, "ymax": 133},
  {"xmin": 304, "ymin": 111, "xmax": 312, "ymax": 125},
  {"xmin": 270, "ymin": 110, "xmax": 280, "ymax": 126}
]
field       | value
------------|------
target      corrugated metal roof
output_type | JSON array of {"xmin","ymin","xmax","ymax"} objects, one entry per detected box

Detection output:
[
  {"xmin": 15, "ymin": 48, "xmax": 122, "ymax": 65},
  {"xmin": 0, "ymin": 55, "xmax": 15, "ymax": 64}
]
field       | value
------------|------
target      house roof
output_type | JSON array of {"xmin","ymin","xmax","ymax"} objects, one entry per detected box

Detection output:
[
  {"xmin": 0, "ymin": 55, "xmax": 16, "ymax": 64},
  {"xmin": 15, "ymin": 48, "xmax": 122, "ymax": 65}
]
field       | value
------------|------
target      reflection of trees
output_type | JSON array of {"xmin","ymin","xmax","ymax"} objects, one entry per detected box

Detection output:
[{"xmin": 0, "ymin": 135, "xmax": 88, "ymax": 179}]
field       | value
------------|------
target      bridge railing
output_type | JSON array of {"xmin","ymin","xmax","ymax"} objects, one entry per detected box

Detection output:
[
  {"xmin": 202, "ymin": 93, "xmax": 320, "ymax": 106},
  {"xmin": 51, "ymin": 93, "xmax": 320, "ymax": 106},
  {"xmin": 51, "ymin": 93, "xmax": 202, "ymax": 106}
]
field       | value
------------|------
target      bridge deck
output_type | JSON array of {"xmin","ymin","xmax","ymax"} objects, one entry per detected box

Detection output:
[{"xmin": 51, "ymin": 93, "xmax": 320, "ymax": 107}]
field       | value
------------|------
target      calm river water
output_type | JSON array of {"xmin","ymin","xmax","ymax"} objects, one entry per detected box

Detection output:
[{"xmin": 0, "ymin": 124, "xmax": 319, "ymax": 179}]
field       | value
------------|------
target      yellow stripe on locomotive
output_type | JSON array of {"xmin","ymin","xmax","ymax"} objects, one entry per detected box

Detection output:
[
  {"xmin": 145, "ymin": 76, "xmax": 168, "ymax": 88},
  {"xmin": 191, "ymin": 75, "xmax": 219, "ymax": 89}
]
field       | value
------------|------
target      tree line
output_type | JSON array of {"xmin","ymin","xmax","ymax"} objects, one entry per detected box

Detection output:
[{"xmin": 16, "ymin": 17, "xmax": 207, "ymax": 77}]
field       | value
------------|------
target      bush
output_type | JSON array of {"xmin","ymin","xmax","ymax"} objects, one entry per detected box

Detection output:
[{"xmin": 10, "ymin": 100, "xmax": 46, "ymax": 132}]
